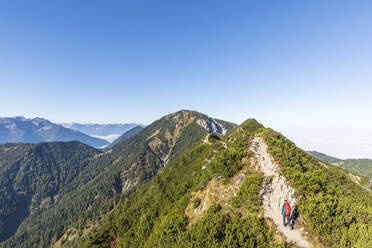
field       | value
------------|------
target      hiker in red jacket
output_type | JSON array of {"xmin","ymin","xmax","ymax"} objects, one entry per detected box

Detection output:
[{"xmin": 282, "ymin": 199, "xmax": 291, "ymax": 227}]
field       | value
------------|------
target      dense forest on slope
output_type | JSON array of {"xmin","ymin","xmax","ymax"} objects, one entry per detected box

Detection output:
[
  {"xmin": 84, "ymin": 120, "xmax": 372, "ymax": 248},
  {"xmin": 338, "ymin": 159, "xmax": 372, "ymax": 178},
  {"xmin": 0, "ymin": 110, "xmax": 235, "ymax": 248},
  {"xmin": 82, "ymin": 119, "xmax": 286, "ymax": 248},
  {"xmin": 307, "ymin": 151, "xmax": 342, "ymax": 163},
  {"xmin": 0, "ymin": 142, "xmax": 99, "ymax": 242},
  {"xmin": 263, "ymin": 130, "xmax": 372, "ymax": 247},
  {"xmin": 309, "ymin": 151, "xmax": 372, "ymax": 178}
]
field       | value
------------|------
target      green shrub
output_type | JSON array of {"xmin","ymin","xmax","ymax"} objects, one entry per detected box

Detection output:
[
  {"xmin": 192, "ymin": 197, "xmax": 201, "ymax": 209},
  {"xmin": 232, "ymin": 173, "xmax": 264, "ymax": 213},
  {"xmin": 209, "ymin": 148, "xmax": 243, "ymax": 183},
  {"xmin": 208, "ymin": 134, "xmax": 221, "ymax": 142}
]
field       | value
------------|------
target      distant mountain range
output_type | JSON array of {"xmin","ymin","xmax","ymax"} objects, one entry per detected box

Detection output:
[
  {"xmin": 308, "ymin": 150, "xmax": 372, "ymax": 178},
  {"xmin": 307, "ymin": 151, "xmax": 343, "ymax": 163},
  {"xmin": 61, "ymin": 123, "xmax": 145, "ymax": 142},
  {"xmin": 0, "ymin": 117, "xmax": 109, "ymax": 148}
]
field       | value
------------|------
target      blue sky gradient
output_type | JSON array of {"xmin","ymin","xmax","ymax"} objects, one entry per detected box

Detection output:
[{"xmin": 1, "ymin": 1, "xmax": 372, "ymax": 157}]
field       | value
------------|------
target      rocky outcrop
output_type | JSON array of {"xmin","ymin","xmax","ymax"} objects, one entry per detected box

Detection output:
[{"xmin": 197, "ymin": 118, "xmax": 227, "ymax": 135}]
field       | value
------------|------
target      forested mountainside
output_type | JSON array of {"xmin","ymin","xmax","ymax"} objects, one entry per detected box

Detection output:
[
  {"xmin": 307, "ymin": 151, "xmax": 342, "ymax": 163},
  {"xmin": 337, "ymin": 159, "xmax": 372, "ymax": 179},
  {"xmin": 107, "ymin": 126, "xmax": 144, "ymax": 149},
  {"xmin": 0, "ymin": 142, "xmax": 99, "ymax": 242},
  {"xmin": 0, "ymin": 110, "xmax": 235, "ymax": 248},
  {"xmin": 0, "ymin": 117, "xmax": 109, "ymax": 148},
  {"xmin": 309, "ymin": 151, "xmax": 372, "ymax": 178},
  {"xmin": 84, "ymin": 120, "xmax": 372, "ymax": 248}
]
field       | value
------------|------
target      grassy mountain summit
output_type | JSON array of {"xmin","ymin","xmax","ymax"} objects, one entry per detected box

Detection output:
[
  {"xmin": 83, "ymin": 119, "xmax": 371, "ymax": 248},
  {"xmin": 0, "ymin": 110, "xmax": 236, "ymax": 248}
]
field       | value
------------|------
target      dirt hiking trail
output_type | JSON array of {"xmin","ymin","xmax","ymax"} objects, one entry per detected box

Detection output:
[{"xmin": 251, "ymin": 136, "xmax": 312, "ymax": 248}]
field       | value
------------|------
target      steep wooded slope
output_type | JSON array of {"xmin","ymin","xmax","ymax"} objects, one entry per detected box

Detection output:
[
  {"xmin": 0, "ymin": 142, "xmax": 99, "ymax": 242},
  {"xmin": 0, "ymin": 110, "xmax": 235, "ymax": 248}
]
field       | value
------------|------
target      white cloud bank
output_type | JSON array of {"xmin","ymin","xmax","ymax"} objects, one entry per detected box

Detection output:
[
  {"xmin": 91, "ymin": 134, "xmax": 121, "ymax": 143},
  {"xmin": 274, "ymin": 126, "xmax": 372, "ymax": 159}
]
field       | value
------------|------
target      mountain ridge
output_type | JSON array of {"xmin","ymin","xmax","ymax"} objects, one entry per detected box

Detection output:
[
  {"xmin": 0, "ymin": 117, "xmax": 109, "ymax": 148},
  {"xmin": 2, "ymin": 111, "xmax": 370, "ymax": 248},
  {"xmin": 309, "ymin": 150, "xmax": 372, "ymax": 179},
  {"xmin": 82, "ymin": 119, "xmax": 372, "ymax": 248},
  {"xmin": 0, "ymin": 110, "xmax": 236, "ymax": 248}
]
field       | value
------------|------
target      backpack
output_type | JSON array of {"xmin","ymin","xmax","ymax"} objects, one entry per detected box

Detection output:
[{"xmin": 284, "ymin": 202, "xmax": 291, "ymax": 215}]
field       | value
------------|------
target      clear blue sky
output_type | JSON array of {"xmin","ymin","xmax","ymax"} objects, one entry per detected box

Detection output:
[{"xmin": 1, "ymin": 0, "xmax": 371, "ymax": 128}]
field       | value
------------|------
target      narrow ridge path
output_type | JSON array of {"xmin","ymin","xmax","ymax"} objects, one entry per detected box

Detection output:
[{"xmin": 251, "ymin": 136, "xmax": 312, "ymax": 248}]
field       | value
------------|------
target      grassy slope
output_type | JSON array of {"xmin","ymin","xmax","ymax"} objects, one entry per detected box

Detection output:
[
  {"xmin": 84, "ymin": 121, "xmax": 372, "ymax": 248},
  {"xmin": 82, "ymin": 119, "xmax": 283, "ymax": 248},
  {"xmin": 262, "ymin": 129, "xmax": 372, "ymax": 247}
]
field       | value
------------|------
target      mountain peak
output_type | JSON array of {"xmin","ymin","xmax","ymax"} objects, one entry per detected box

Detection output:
[
  {"xmin": 240, "ymin": 118, "xmax": 264, "ymax": 132},
  {"xmin": 14, "ymin": 116, "xmax": 26, "ymax": 120},
  {"xmin": 164, "ymin": 110, "xmax": 236, "ymax": 135}
]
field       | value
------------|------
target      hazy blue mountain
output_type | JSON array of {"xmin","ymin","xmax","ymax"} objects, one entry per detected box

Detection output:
[
  {"xmin": 0, "ymin": 117, "xmax": 109, "ymax": 148},
  {"xmin": 61, "ymin": 123, "xmax": 145, "ymax": 142}
]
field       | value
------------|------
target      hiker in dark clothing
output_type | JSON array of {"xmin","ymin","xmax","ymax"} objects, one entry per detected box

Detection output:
[
  {"xmin": 281, "ymin": 199, "xmax": 291, "ymax": 227},
  {"xmin": 290, "ymin": 205, "xmax": 299, "ymax": 230}
]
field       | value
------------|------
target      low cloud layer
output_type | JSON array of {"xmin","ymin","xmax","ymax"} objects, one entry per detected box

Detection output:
[{"xmin": 275, "ymin": 126, "xmax": 372, "ymax": 159}]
